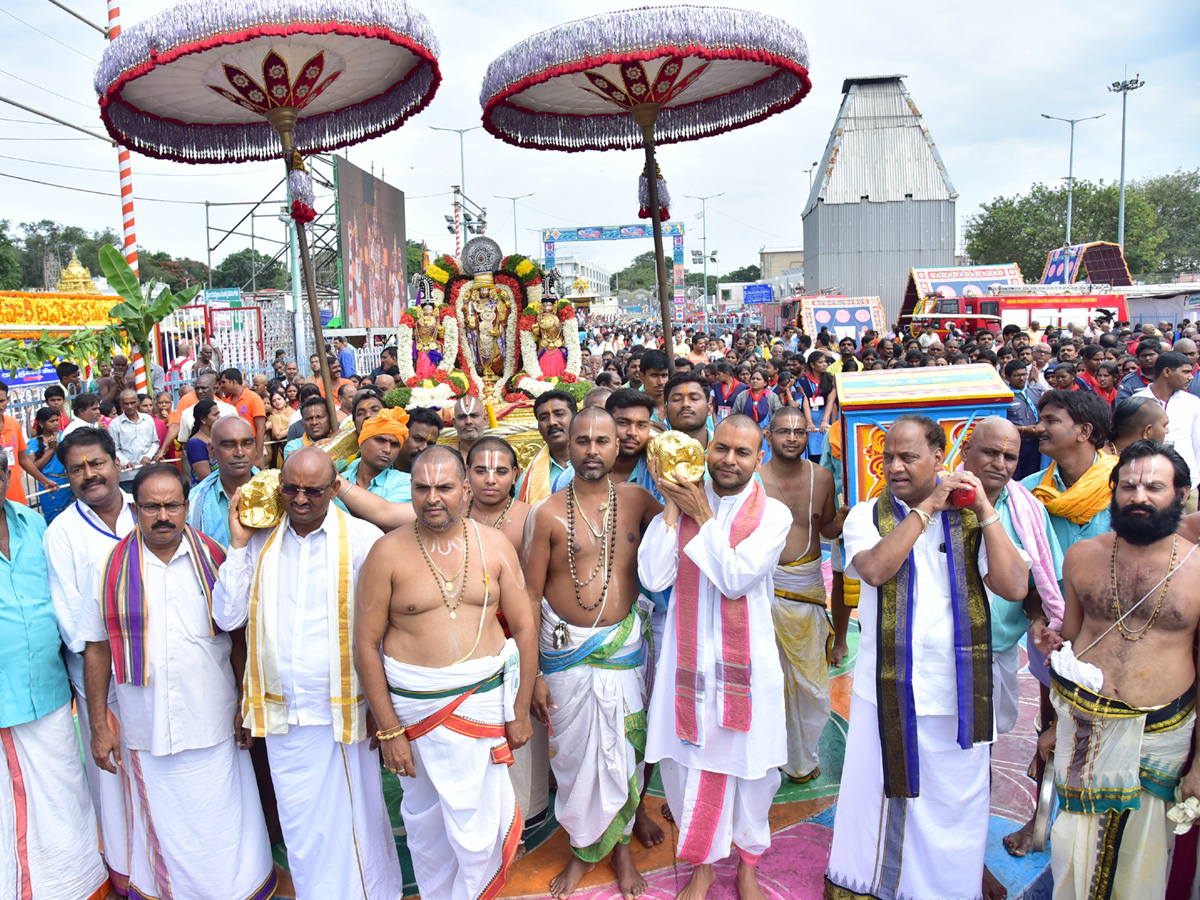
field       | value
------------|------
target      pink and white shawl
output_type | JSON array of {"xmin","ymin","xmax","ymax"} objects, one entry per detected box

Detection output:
[{"xmin": 1003, "ymin": 480, "xmax": 1066, "ymax": 630}]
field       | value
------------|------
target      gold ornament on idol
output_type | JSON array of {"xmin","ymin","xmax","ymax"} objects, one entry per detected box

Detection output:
[
  {"xmin": 648, "ymin": 431, "xmax": 706, "ymax": 483},
  {"xmin": 416, "ymin": 518, "xmax": 470, "ymax": 618}
]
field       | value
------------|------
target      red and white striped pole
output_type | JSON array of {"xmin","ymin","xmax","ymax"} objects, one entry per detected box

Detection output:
[{"xmin": 107, "ymin": 0, "xmax": 149, "ymax": 392}]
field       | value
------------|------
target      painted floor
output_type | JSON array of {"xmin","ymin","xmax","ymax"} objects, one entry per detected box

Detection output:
[{"xmin": 266, "ymin": 561, "xmax": 1052, "ymax": 899}]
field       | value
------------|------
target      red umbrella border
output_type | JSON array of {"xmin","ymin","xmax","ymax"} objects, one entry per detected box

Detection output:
[{"xmin": 95, "ymin": 5, "xmax": 441, "ymax": 164}]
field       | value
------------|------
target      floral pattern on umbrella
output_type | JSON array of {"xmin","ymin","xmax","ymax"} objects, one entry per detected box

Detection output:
[{"xmin": 210, "ymin": 51, "xmax": 343, "ymax": 116}]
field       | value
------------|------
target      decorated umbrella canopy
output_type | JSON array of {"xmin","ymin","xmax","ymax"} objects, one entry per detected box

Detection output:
[
  {"xmin": 480, "ymin": 5, "xmax": 810, "ymax": 366},
  {"xmin": 95, "ymin": 0, "xmax": 441, "ymax": 416}
]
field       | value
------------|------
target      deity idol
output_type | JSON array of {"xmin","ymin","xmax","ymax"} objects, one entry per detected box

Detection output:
[
  {"xmin": 413, "ymin": 300, "xmax": 444, "ymax": 379},
  {"xmin": 531, "ymin": 298, "xmax": 567, "ymax": 377},
  {"xmin": 464, "ymin": 276, "xmax": 510, "ymax": 380}
]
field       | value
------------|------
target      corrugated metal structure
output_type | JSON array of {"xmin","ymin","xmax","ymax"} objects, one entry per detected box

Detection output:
[{"xmin": 802, "ymin": 76, "xmax": 957, "ymax": 323}]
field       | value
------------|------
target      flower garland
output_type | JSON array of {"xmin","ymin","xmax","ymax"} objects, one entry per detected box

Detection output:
[
  {"xmin": 517, "ymin": 299, "xmax": 582, "ymax": 383},
  {"xmin": 453, "ymin": 277, "xmax": 521, "ymax": 401},
  {"xmin": 396, "ymin": 319, "xmax": 417, "ymax": 382},
  {"xmin": 0, "ymin": 292, "xmax": 120, "ymax": 327},
  {"xmin": 437, "ymin": 306, "xmax": 458, "ymax": 375},
  {"xmin": 563, "ymin": 316, "xmax": 583, "ymax": 378}
]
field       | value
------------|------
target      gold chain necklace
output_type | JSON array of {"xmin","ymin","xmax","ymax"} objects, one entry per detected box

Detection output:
[
  {"xmin": 1111, "ymin": 535, "xmax": 1177, "ymax": 641},
  {"xmin": 468, "ymin": 495, "xmax": 516, "ymax": 529},
  {"xmin": 415, "ymin": 518, "xmax": 470, "ymax": 618}
]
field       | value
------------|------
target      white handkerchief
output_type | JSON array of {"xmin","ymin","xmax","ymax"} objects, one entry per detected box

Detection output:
[{"xmin": 1050, "ymin": 641, "xmax": 1105, "ymax": 693}]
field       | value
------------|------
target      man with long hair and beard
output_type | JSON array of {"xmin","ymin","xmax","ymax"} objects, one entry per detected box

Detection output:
[{"xmin": 1042, "ymin": 441, "xmax": 1200, "ymax": 900}]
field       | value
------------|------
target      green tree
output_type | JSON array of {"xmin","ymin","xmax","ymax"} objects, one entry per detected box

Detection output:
[
  {"xmin": 964, "ymin": 180, "xmax": 1166, "ymax": 278},
  {"xmin": 16, "ymin": 220, "xmax": 121, "ymax": 288},
  {"xmin": 406, "ymin": 239, "xmax": 425, "ymax": 281},
  {"xmin": 212, "ymin": 247, "xmax": 286, "ymax": 290},
  {"xmin": 1134, "ymin": 169, "xmax": 1200, "ymax": 277},
  {"xmin": 611, "ymin": 250, "xmax": 667, "ymax": 293},
  {"xmin": 724, "ymin": 263, "xmax": 762, "ymax": 283},
  {"xmin": 0, "ymin": 221, "xmax": 20, "ymax": 290}
]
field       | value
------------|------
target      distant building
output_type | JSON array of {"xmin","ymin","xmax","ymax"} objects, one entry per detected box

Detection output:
[
  {"xmin": 802, "ymin": 75, "xmax": 957, "ymax": 322},
  {"xmin": 760, "ymin": 248, "xmax": 804, "ymax": 280},
  {"xmin": 545, "ymin": 256, "xmax": 613, "ymax": 299}
]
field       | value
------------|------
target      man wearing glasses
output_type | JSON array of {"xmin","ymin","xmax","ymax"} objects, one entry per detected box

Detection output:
[
  {"xmin": 82, "ymin": 463, "xmax": 276, "ymax": 900},
  {"xmin": 759, "ymin": 406, "xmax": 841, "ymax": 784},
  {"xmin": 214, "ymin": 447, "xmax": 403, "ymax": 900}
]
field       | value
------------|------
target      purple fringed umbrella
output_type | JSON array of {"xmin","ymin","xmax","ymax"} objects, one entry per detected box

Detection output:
[
  {"xmin": 480, "ymin": 5, "xmax": 810, "ymax": 364},
  {"xmin": 96, "ymin": 0, "xmax": 440, "ymax": 415}
]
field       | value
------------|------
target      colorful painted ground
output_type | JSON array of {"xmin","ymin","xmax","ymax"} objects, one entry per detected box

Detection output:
[{"xmin": 267, "ymin": 563, "xmax": 1053, "ymax": 899}]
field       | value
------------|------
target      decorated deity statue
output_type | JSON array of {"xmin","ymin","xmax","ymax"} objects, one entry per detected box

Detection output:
[
  {"xmin": 531, "ymin": 298, "xmax": 567, "ymax": 377},
  {"xmin": 412, "ymin": 300, "xmax": 444, "ymax": 379},
  {"xmin": 464, "ymin": 277, "xmax": 510, "ymax": 380}
]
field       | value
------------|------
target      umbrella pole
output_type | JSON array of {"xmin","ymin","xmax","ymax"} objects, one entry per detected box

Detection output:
[
  {"xmin": 268, "ymin": 107, "xmax": 339, "ymax": 425},
  {"xmin": 632, "ymin": 104, "xmax": 675, "ymax": 374}
]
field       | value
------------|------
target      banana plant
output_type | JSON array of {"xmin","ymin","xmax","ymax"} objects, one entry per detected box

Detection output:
[{"xmin": 98, "ymin": 244, "xmax": 201, "ymax": 389}]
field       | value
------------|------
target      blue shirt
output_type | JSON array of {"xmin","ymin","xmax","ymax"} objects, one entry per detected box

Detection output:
[
  {"xmin": 341, "ymin": 459, "xmax": 411, "ymax": 504},
  {"xmin": 1020, "ymin": 463, "xmax": 1112, "ymax": 550},
  {"xmin": 338, "ymin": 347, "xmax": 357, "ymax": 377},
  {"xmin": 188, "ymin": 468, "xmax": 259, "ymax": 549},
  {"xmin": 0, "ymin": 501, "xmax": 70, "ymax": 727}
]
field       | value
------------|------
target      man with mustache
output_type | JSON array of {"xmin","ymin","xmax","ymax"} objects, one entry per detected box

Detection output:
[
  {"xmin": 215, "ymin": 447, "xmax": 403, "ymax": 899},
  {"xmin": 355, "ymin": 445, "xmax": 537, "ymax": 900},
  {"xmin": 188, "ymin": 416, "xmax": 258, "ymax": 549},
  {"xmin": 516, "ymin": 390, "xmax": 576, "ymax": 504},
  {"xmin": 453, "ymin": 394, "xmax": 488, "ymax": 463},
  {"xmin": 524, "ymin": 408, "xmax": 663, "ymax": 898},
  {"xmin": 639, "ymin": 414, "xmax": 793, "ymax": 900},
  {"xmin": 1044, "ymin": 441, "xmax": 1200, "ymax": 900},
  {"xmin": 759, "ymin": 406, "xmax": 839, "ymax": 786},
  {"xmin": 43, "ymin": 427, "xmax": 136, "ymax": 891},
  {"xmin": 83, "ymin": 464, "xmax": 276, "ymax": 900},
  {"xmin": 664, "ymin": 371, "xmax": 713, "ymax": 450}
]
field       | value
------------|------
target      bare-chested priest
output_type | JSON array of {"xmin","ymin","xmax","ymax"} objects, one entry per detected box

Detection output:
[
  {"xmin": 524, "ymin": 406, "xmax": 663, "ymax": 899},
  {"xmin": 466, "ymin": 437, "xmax": 531, "ymax": 556},
  {"xmin": 1046, "ymin": 440, "xmax": 1200, "ymax": 900},
  {"xmin": 759, "ymin": 405, "xmax": 839, "ymax": 784},
  {"xmin": 355, "ymin": 445, "xmax": 538, "ymax": 900}
]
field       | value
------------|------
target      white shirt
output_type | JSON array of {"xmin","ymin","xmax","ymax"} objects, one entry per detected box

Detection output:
[
  {"xmin": 79, "ymin": 537, "xmax": 237, "ymax": 756},
  {"xmin": 44, "ymin": 492, "xmax": 136, "ymax": 656},
  {"xmin": 178, "ymin": 398, "xmax": 238, "ymax": 444},
  {"xmin": 109, "ymin": 413, "xmax": 158, "ymax": 477},
  {"xmin": 637, "ymin": 480, "xmax": 790, "ymax": 778},
  {"xmin": 61, "ymin": 417, "xmax": 98, "ymax": 437},
  {"xmin": 1133, "ymin": 386, "xmax": 1200, "ymax": 488},
  {"xmin": 213, "ymin": 512, "xmax": 382, "ymax": 728},
  {"xmin": 844, "ymin": 498, "xmax": 1012, "ymax": 717}
]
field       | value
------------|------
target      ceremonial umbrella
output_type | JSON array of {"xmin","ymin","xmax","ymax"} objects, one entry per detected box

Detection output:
[
  {"xmin": 480, "ymin": 5, "xmax": 810, "ymax": 366},
  {"xmin": 95, "ymin": 0, "xmax": 440, "ymax": 416}
]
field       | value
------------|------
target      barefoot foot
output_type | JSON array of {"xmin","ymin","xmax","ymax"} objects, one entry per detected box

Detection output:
[
  {"xmin": 982, "ymin": 865, "xmax": 1009, "ymax": 900},
  {"xmin": 660, "ymin": 800, "xmax": 675, "ymax": 824},
  {"xmin": 612, "ymin": 843, "xmax": 647, "ymax": 899},
  {"xmin": 677, "ymin": 863, "xmax": 715, "ymax": 900},
  {"xmin": 735, "ymin": 860, "xmax": 768, "ymax": 900},
  {"xmin": 548, "ymin": 856, "xmax": 594, "ymax": 898},
  {"xmin": 633, "ymin": 800, "xmax": 666, "ymax": 847},
  {"xmin": 1002, "ymin": 816, "xmax": 1036, "ymax": 858}
]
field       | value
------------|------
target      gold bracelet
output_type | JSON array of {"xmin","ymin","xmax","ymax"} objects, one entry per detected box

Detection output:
[
  {"xmin": 376, "ymin": 726, "xmax": 406, "ymax": 741},
  {"xmin": 910, "ymin": 508, "xmax": 932, "ymax": 533}
]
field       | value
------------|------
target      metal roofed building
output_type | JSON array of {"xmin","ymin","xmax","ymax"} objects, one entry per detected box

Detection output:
[{"xmin": 802, "ymin": 75, "xmax": 958, "ymax": 323}]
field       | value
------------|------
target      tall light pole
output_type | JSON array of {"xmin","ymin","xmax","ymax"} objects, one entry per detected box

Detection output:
[
  {"xmin": 429, "ymin": 125, "xmax": 481, "ymax": 197},
  {"xmin": 1040, "ymin": 112, "xmax": 1104, "ymax": 246},
  {"xmin": 495, "ymin": 192, "xmax": 534, "ymax": 256},
  {"xmin": 684, "ymin": 191, "xmax": 723, "ymax": 332},
  {"xmin": 804, "ymin": 160, "xmax": 818, "ymax": 192},
  {"xmin": 1108, "ymin": 74, "xmax": 1145, "ymax": 248}
]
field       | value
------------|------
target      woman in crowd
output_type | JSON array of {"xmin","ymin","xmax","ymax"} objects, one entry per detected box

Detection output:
[
  {"xmin": 29, "ymin": 406, "xmax": 71, "ymax": 521},
  {"xmin": 265, "ymin": 388, "xmax": 293, "ymax": 468},
  {"xmin": 796, "ymin": 349, "xmax": 836, "ymax": 461},
  {"xmin": 185, "ymin": 398, "xmax": 220, "ymax": 483}
]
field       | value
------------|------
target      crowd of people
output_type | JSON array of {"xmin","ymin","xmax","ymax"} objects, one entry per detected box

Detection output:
[{"xmin": 3, "ymin": 314, "xmax": 1200, "ymax": 900}]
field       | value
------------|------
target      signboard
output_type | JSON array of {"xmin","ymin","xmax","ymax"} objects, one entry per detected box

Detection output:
[
  {"xmin": 1183, "ymin": 293, "xmax": 1200, "ymax": 310},
  {"xmin": 542, "ymin": 223, "xmax": 685, "ymax": 242},
  {"xmin": 3, "ymin": 363, "xmax": 59, "ymax": 389},
  {"xmin": 673, "ymin": 235, "xmax": 685, "ymax": 305},
  {"xmin": 743, "ymin": 284, "xmax": 774, "ymax": 305},
  {"xmin": 204, "ymin": 287, "xmax": 241, "ymax": 306},
  {"xmin": 800, "ymin": 295, "xmax": 887, "ymax": 342}
]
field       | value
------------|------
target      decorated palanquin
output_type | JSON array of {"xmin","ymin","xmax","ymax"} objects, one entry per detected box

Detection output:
[
  {"xmin": 835, "ymin": 364, "xmax": 1012, "ymax": 507},
  {"xmin": 396, "ymin": 236, "xmax": 585, "ymax": 410}
]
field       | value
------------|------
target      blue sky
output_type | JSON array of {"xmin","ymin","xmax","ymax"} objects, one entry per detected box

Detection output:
[{"xmin": 1, "ymin": 0, "xmax": 1197, "ymax": 281}]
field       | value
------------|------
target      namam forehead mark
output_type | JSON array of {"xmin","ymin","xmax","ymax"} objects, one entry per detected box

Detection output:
[
  {"xmin": 458, "ymin": 395, "xmax": 483, "ymax": 414},
  {"xmin": 482, "ymin": 450, "xmax": 504, "ymax": 475},
  {"xmin": 1122, "ymin": 455, "xmax": 1168, "ymax": 488}
]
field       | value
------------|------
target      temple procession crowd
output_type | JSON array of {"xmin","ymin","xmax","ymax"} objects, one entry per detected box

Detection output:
[{"xmin": 5, "ymin": 314, "xmax": 1200, "ymax": 900}]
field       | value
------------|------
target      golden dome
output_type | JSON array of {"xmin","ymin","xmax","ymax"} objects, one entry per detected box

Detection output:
[{"xmin": 56, "ymin": 253, "xmax": 100, "ymax": 294}]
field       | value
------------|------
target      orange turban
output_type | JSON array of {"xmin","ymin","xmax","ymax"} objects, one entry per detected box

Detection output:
[{"xmin": 359, "ymin": 408, "xmax": 409, "ymax": 445}]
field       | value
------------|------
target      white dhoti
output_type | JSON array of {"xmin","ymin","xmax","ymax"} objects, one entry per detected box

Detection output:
[
  {"xmin": 385, "ymin": 640, "xmax": 522, "ymax": 900},
  {"xmin": 124, "ymin": 736, "xmax": 276, "ymax": 900},
  {"xmin": 540, "ymin": 602, "xmax": 647, "ymax": 860},
  {"xmin": 506, "ymin": 718, "xmax": 550, "ymax": 834},
  {"xmin": 65, "ymin": 648, "xmax": 130, "ymax": 891},
  {"xmin": 825, "ymin": 697, "xmax": 991, "ymax": 900},
  {"xmin": 659, "ymin": 760, "xmax": 780, "ymax": 866},
  {"xmin": 264, "ymin": 725, "xmax": 402, "ymax": 900},
  {"xmin": 0, "ymin": 703, "xmax": 109, "ymax": 900},
  {"xmin": 770, "ymin": 554, "xmax": 831, "ymax": 781},
  {"xmin": 992, "ymin": 644, "xmax": 1021, "ymax": 736}
]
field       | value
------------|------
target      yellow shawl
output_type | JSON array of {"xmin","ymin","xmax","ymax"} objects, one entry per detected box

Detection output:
[
  {"xmin": 1031, "ymin": 453, "xmax": 1117, "ymax": 525},
  {"xmin": 517, "ymin": 443, "xmax": 554, "ymax": 505}
]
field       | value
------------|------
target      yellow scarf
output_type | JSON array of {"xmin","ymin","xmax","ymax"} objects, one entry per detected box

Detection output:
[{"xmin": 1031, "ymin": 453, "xmax": 1117, "ymax": 524}]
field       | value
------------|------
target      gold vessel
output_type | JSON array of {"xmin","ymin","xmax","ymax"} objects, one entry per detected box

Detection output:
[
  {"xmin": 648, "ymin": 431, "xmax": 706, "ymax": 483},
  {"xmin": 238, "ymin": 420, "xmax": 359, "ymax": 528}
]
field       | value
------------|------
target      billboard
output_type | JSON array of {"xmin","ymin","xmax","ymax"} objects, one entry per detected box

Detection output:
[
  {"xmin": 337, "ymin": 155, "xmax": 407, "ymax": 329},
  {"xmin": 799, "ymin": 295, "xmax": 887, "ymax": 343},
  {"xmin": 743, "ymin": 284, "xmax": 774, "ymax": 305}
]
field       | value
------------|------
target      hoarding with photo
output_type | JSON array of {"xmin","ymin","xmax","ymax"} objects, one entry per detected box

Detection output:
[{"xmin": 337, "ymin": 155, "xmax": 407, "ymax": 329}]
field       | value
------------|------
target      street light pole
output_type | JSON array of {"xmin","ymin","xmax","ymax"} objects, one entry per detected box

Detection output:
[
  {"xmin": 495, "ymin": 192, "xmax": 535, "ymax": 256},
  {"xmin": 429, "ymin": 125, "xmax": 482, "ymax": 198},
  {"xmin": 804, "ymin": 160, "xmax": 818, "ymax": 192},
  {"xmin": 684, "ymin": 192, "xmax": 723, "ymax": 333},
  {"xmin": 1108, "ymin": 74, "xmax": 1145, "ymax": 248},
  {"xmin": 1040, "ymin": 112, "xmax": 1104, "ymax": 246}
]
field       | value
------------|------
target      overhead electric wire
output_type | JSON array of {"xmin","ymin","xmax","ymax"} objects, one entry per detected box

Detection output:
[
  {"xmin": 0, "ymin": 67, "xmax": 94, "ymax": 109},
  {"xmin": 0, "ymin": 170, "xmax": 283, "ymax": 205},
  {"xmin": 0, "ymin": 6, "xmax": 99, "ymax": 61},
  {"xmin": 0, "ymin": 153, "xmax": 281, "ymax": 177}
]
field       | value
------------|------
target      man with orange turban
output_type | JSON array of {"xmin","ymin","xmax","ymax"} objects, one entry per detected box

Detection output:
[{"xmin": 342, "ymin": 405, "xmax": 412, "ymax": 503}]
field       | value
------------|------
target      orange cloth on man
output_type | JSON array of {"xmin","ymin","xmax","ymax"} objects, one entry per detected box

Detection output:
[{"xmin": 359, "ymin": 408, "xmax": 409, "ymax": 445}]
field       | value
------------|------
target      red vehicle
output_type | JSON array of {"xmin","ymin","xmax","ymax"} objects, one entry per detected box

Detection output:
[{"xmin": 902, "ymin": 293, "xmax": 1128, "ymax": 339}]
